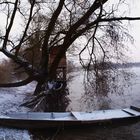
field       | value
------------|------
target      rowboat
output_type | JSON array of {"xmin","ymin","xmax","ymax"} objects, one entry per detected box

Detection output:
[{"xmin": 0, "ymin": 106, "xmax": 140, "ymax": 129}]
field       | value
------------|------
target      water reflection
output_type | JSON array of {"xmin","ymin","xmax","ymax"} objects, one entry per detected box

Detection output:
[{"xmin": 30, "ymin": 122, "xmax": 140, "ymax": 140}]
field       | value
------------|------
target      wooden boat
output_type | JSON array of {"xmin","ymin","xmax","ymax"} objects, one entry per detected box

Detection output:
[{"xmin": 0, "ymin": 106, "xmax": 140, "ymax": 129}]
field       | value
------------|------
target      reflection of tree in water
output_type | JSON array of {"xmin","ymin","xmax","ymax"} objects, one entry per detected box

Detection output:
[
  {"xmin": 30, "ymin": 123, "xmax": 138, "ymax": 140},
  {"xmin": 81, "ymin": 63, "xmax": 135, "ymax": 110}
]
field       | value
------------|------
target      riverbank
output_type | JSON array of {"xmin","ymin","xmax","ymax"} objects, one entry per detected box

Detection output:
[{"xmin": 0, "ymin": 83, "xmax": 35, "ymax": 140}]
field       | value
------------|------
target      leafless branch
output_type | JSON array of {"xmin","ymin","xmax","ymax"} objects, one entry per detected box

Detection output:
[
  {"xmin": 0, "ymin": 76, "xmax": 33, "ymax": 87},
  {"xmin": 1, "ymin": 48, "xmax": 36, "ymax": 75},
  {"xmin": 13, "ymin": 0, "xmax": 36, "ymax": 55},
  {"xmin": 0, "ymin": 1, "xmax": 15, "ymax": 5},
  {"xmin": 2, "ymin": 0, "xmax": 19, "ymax": 49}
]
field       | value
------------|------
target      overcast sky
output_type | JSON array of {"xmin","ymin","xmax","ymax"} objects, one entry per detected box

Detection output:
[
  {"xmin": 0, "ymin": 0, "xmax": 140, "ymax": 62},
  {"xmin": 126, "ymin": 0, "xmax": 140, "ymax": 62}
]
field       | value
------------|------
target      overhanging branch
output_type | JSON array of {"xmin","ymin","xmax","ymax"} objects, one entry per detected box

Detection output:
[
  {"xmin": 70, "ymin": 0, "xmax": 107, "ymax": 31},
  {"xmin": 13, "ymin": 0, "xmax": 36, "ymax": 55},
  {"xmin": 1, "ymin": 48, "xmax": 36, "ymax": 75},
  {"xmin": 72, "ymin": 16, "xmax": 140, "ymax": 41},
  {"xmin": 2, "ymin": 0, "xmax": 18, "ymax": 49},
  {"xmin": 0, "ymin": 77, "xmax": 33, "ymax": 87},
  {"xmin": 100, "ymin": 17, "xmax": 140, "ymax": 22}
]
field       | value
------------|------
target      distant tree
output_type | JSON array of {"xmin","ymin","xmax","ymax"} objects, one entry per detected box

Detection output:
[{"xmin": 0, "ymin": 0, "xmax": 139, "ymax": 111}]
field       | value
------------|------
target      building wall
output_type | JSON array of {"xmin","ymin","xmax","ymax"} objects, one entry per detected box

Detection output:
[{"xmin": 49, "ymin": 47, "xmax": 67, "ymax": 81}]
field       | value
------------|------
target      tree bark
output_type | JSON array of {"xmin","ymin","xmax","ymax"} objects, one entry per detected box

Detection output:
[{"xmin": 34, "ymin": 82, "xmax": 44, "ymax": 95}]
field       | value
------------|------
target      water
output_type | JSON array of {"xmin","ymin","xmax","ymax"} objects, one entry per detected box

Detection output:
[
  {"xmin": 68, "ymin": 67, "xmax": 140, "ymax": 111},
  {"xmin": 30, "ymin": 125, "xmax": 140, "ymax": 140}
]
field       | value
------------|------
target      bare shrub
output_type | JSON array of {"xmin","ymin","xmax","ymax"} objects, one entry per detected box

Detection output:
[
  {"xmin": 0, "ymin": 60, "xmax": 14, "ymax": 83},
  {"xmin": 8, "ymin": 60, "xmax": 28, "ymax": 81}
]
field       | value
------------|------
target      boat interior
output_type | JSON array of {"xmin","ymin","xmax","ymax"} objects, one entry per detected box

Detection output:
[{"xmin": 3, "ymin": 106, "xmax": 140, "ymax": 121}]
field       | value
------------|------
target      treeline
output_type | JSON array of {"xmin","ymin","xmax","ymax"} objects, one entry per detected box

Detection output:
[
  {"xmin": 76, "ymin": 62, "xmax": 140, "ymax": 71},
  {"xmin": 0, "ymin": 58, "xmax": 76, "ymax": 84},
  {"xmin": 113, "ymin": 62, "xmax": 140, "ymax": 68},
  {"xmin": 0, "ymin": 59, "xmax": 27, "ymax": 84}
]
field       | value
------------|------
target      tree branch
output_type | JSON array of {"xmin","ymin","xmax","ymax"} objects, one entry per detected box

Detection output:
[
  {"xmin": 0, "ymin": 77, "xmax": 33, "ymax": 87},
  {"xmin": 43, "ymin": 0, "xmax": 65, "ymax": 47},
  {"xmin": 100, "ymin": 17, "xmax": 140, "ymax": 22},
  {"xmin": 49, "ymin": 0, "xmax": 107, "ymax": 79},
  {"xmin": 2, "ymin": 0, "xmax": 19, "ymax": 49},
  {"xmin": 12, "ymin": 0, "xmax": 36, "ymax": 55},
  {"xmin": 71, "ymin": 16, "xmax": 140, "ymax": 42},
  {"xmin": 0, "ymin": 1, "xmax": 15, "ymax": 5},
  {"xmin": 1, "ymin": 48, "xmax": 36, "ymax": 75},
  {"xmin": 0, "ymin": 36, "xmax": 15, "ymax": 48},
  {"xmin": 40, "ymin": 0, "xmax": 65, "ymax": 76},
  {"xmin": 70, "ymin": 0, "xmax": 107, "ymax": 31}
]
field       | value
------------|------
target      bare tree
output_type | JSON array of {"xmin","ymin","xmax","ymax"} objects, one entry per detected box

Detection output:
[{"xmin": 0, "ymin": 0, "xmax": 140, "ymax": 111}]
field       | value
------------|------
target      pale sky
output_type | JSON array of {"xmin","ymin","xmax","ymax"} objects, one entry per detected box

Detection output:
[
  {"xmin": 127, "ymin": 0, "xmax": 140, "ymax": 62},
  {"xmin": 0, "ymin": 0, "xmax": 140, "ymax": 62}
]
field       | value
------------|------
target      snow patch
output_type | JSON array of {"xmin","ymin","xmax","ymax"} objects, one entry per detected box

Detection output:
[{"xmin": 0, "ymin": 82, "xmax": 35, "ymax": 139}]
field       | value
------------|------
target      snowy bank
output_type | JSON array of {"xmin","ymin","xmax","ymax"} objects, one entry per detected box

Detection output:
[{"xmin": 0, "ymin": 82, "xmax": 35, "ymax": 140}]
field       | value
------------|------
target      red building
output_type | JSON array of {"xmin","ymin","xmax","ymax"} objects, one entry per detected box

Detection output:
[{"xmin": 49, "ymin": 47, "xmax": 67, "ymax": 82}]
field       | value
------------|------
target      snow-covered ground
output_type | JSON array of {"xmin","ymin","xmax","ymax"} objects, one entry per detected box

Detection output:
[{"xmin": 0, "ymin": 82, "xmax": 35, "ymax": 140}]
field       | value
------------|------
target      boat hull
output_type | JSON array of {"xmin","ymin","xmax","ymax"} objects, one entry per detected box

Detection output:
[
  {"xmin": 0, "ymin": 106, "xmax": 140, "ymax": 129},
  {"xmin": 0, "ymin": 115, "xmax": 140, "ymax": 129}
]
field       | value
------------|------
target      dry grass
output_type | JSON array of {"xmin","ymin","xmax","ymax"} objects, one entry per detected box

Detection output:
[{"xmin": 0, "ymin": 59, "xmax": 13, "ymax": 84}]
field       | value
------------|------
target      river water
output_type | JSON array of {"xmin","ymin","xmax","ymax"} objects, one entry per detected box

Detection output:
[
  {"xmin": 0, "ymin": 67, "xmax": 140, "ymax": 139},
  {"xmin": 68, "ymin": 67, "xmax": 140, "ymax": 111}
]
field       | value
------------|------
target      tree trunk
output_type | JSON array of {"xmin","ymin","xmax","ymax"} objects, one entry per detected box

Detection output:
[
  {"xmin": 34, "ymin": 82, "xmax": 44, "ymax": 95},
  {"xmin": 23, "ymin": 79, "xmax": 69, "ymax": 112}
]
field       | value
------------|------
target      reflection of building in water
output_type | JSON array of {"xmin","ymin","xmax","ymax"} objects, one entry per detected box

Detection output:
[{"xmin": 49, "ymin": 47, "xmax": 67, "ymax": 82}]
